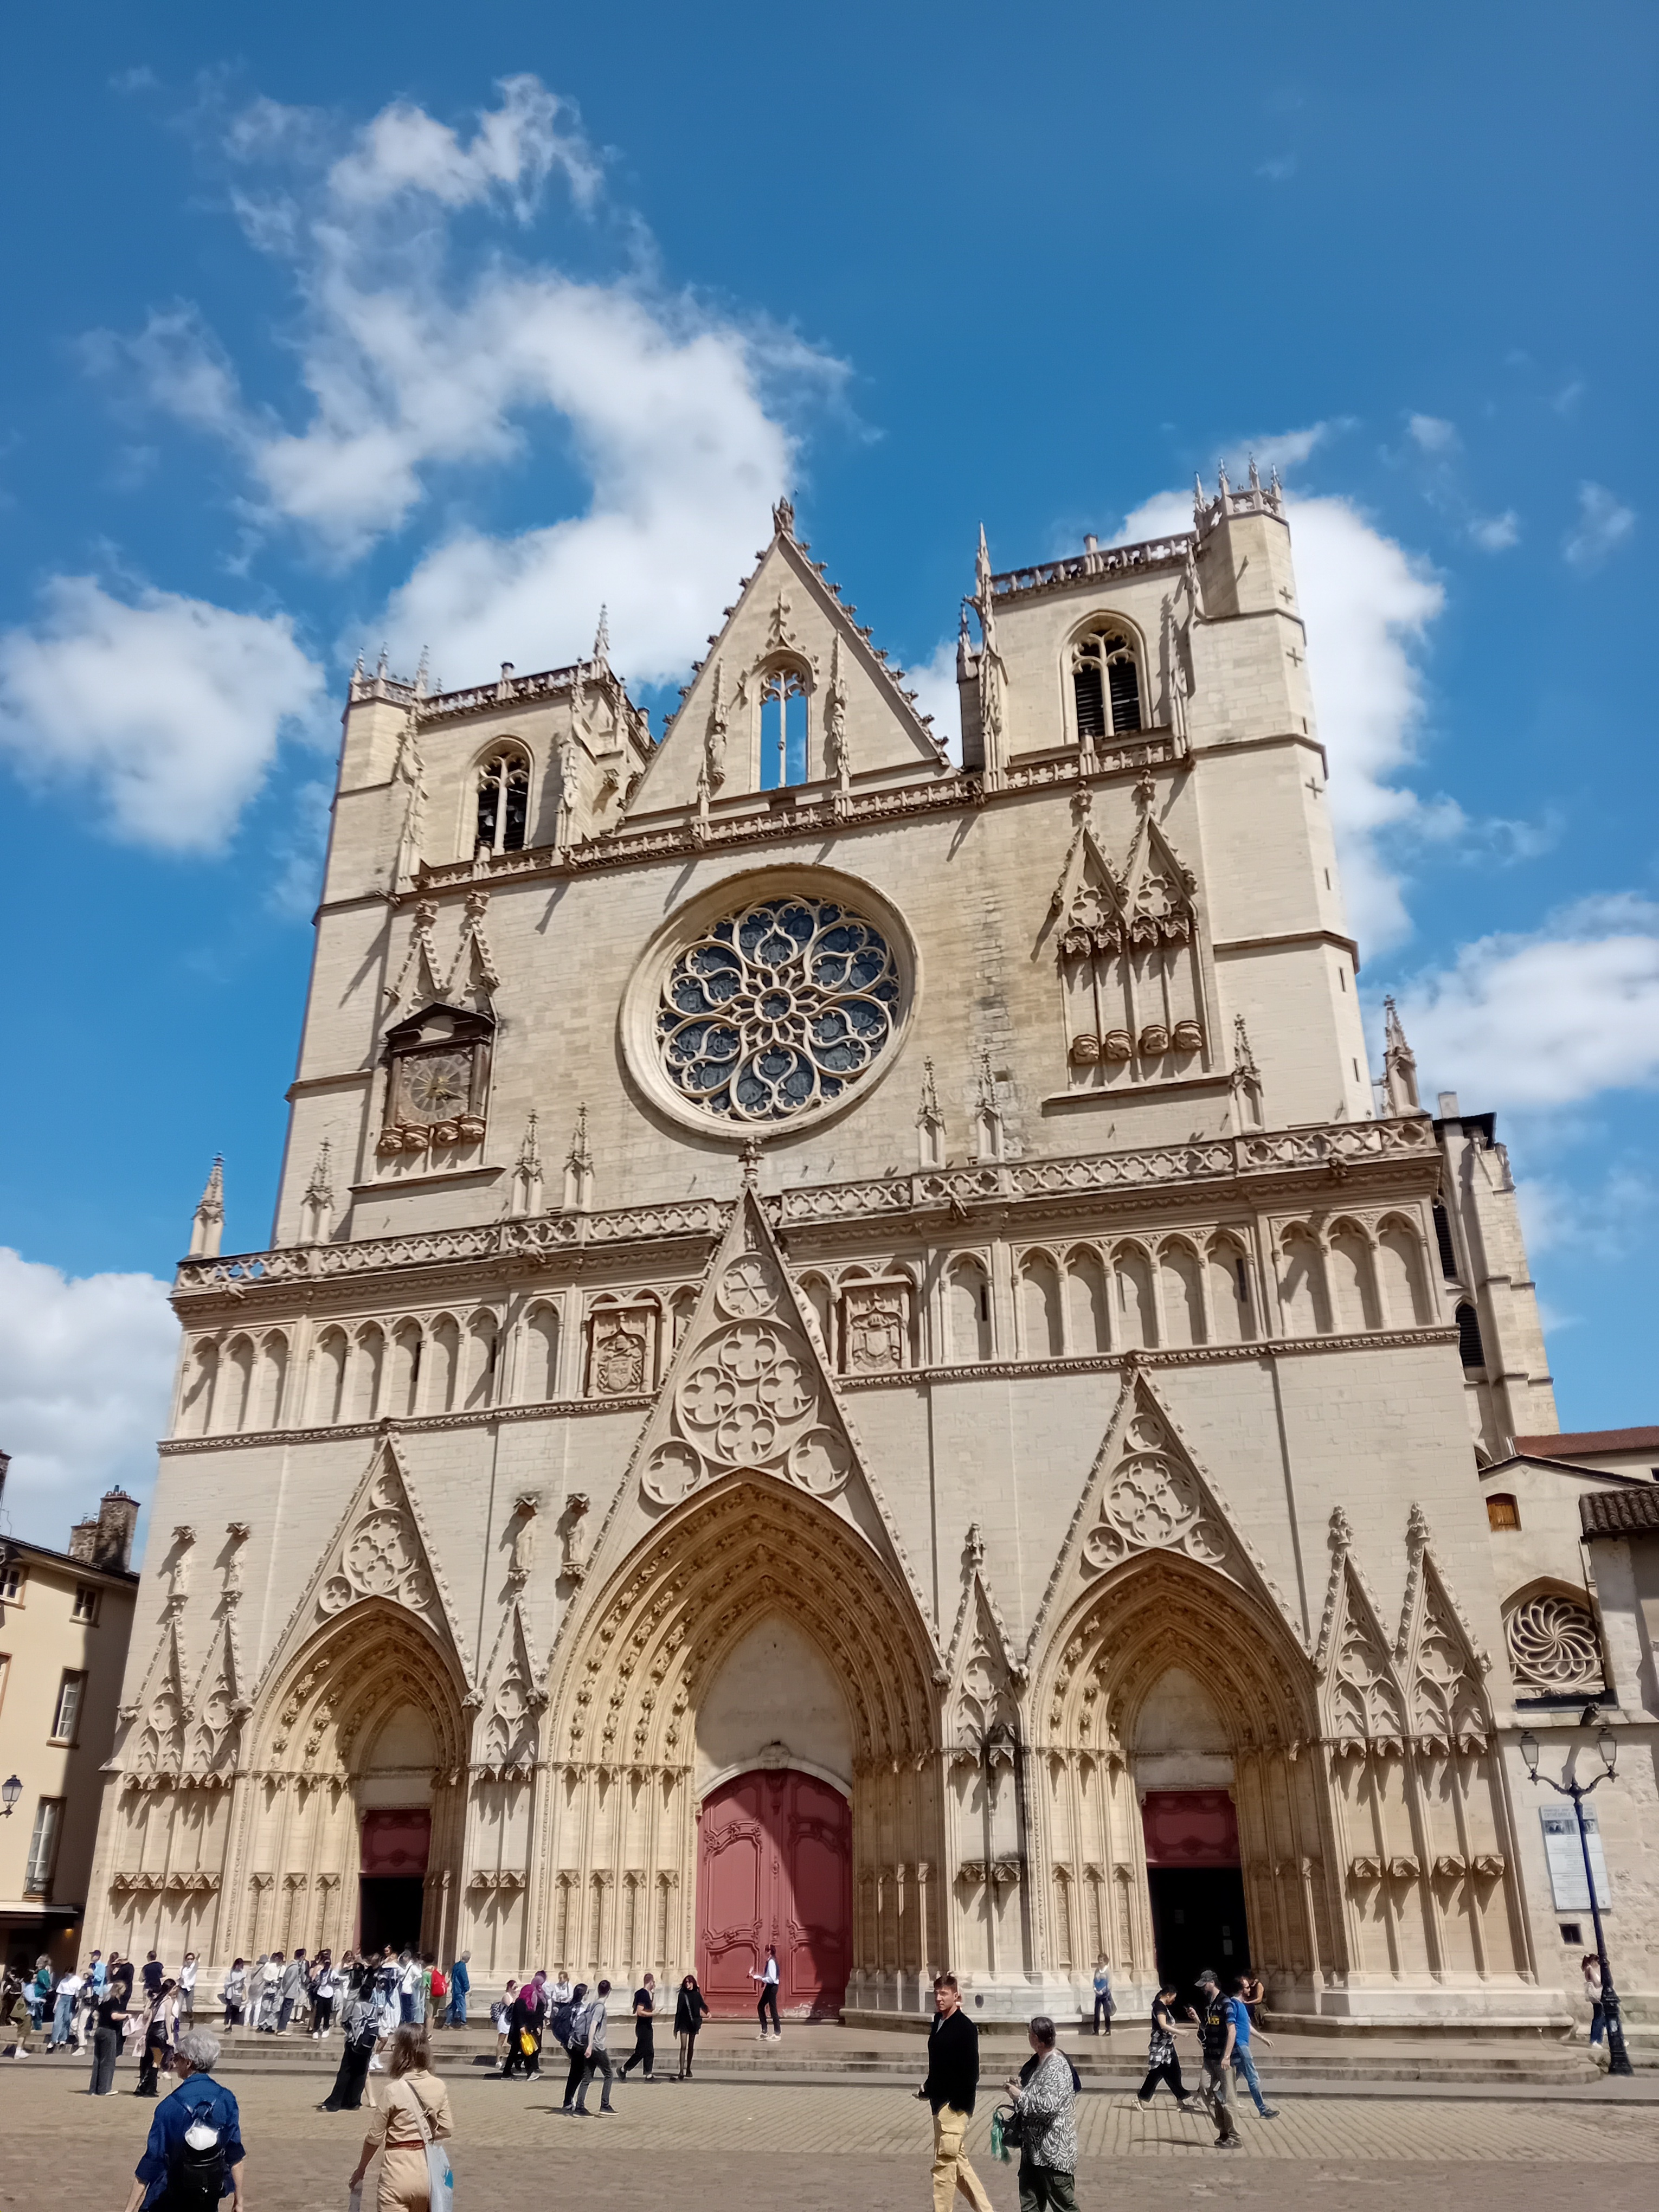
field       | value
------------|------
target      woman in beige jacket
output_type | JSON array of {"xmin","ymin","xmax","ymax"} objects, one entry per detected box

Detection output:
[{"xmin": 347, "ymin": 2024, "xmax": 454, "ymax": 2209}]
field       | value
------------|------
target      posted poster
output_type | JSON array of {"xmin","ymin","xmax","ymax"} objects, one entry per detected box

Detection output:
[{"xmin": 1540, "ymin": 1804, "xmax": 1611, "ymax": 1911}]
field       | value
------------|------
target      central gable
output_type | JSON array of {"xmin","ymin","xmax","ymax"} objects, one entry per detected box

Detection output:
[{"xmin": 627, "ymin": 505, "xmax": 949, "ymax": 815}]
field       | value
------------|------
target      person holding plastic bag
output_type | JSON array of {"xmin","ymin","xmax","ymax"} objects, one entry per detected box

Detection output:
[{"xmin": 348, "ymin": 2022, "xmax": 454, "ymax": 2211}]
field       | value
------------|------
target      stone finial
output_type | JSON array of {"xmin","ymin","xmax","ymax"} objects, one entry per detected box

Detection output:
[
  {"xmin": 772, "ymin": 493, "xmax": 795, "ymax": 539},
  {"xmin": 1381, "ymin": 995, "xmax": 1425, "ymax": 1116},
  {"xmin": 593, "ymin": 606, "xmax": 610, "ymax": 662},
  {"xmin": 1329, "ymin": 1503, "xmax": 1353, "ymax": 1552},
  {"xmin": 189, "ymin": 1158, "xmax": 225, "ymax": 1259},
  {"xmin": 563, "ymin": 1105, "xmax": 594, "ymax": 1212},
  {"xmin": 301, "ymin": 1143, "xmax": 335, "ymax": 1244}
]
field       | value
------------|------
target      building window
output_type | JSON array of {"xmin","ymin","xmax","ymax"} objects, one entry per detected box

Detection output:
[
  {"xmin": 1505, "ymin": 1592, "xmax": 1603, "ymax": 1692},
  {"xmin": 1071, "ymin": 626, "xmax": 1142, "ymax": 740},
  {"xmin": 1560, "ymin": 1922, "xmax": 1583, "ymax": 1946},
  {"xmin": 71, "ymin": 1584, "xmax": 100, "ymax": 1624},
  {"xmin": 475, "ymin": 747, "xmax": 531, "ymax": 855},
  {"xmin": 1456, "ymin": 1301, "xmax": 1487, "ymax": 1369},
  {"xmin": 24, "ymin": 1798, "xmax": 62, "ymax": 1894},
  {"xmin": 760, "ymin": 667, "xmax": 809, "ymax": 789},
  {"xmin": 0, "ymin": 1561, "xmax": 23, "ymax": 1604},
  {"xmin": 1487, "ymin": 1494, "xmax": 1521, "ymax": 1532},
  {"xmin": 50, "ymin": 1669, "xmax": 87, "ymax": 1744},
  {"xmin": 1432, "ymin": 1198, "xmax": 1459, "ymax": 1279}
]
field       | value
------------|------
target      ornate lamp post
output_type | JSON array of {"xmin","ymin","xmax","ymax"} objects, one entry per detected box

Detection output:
[
  {"xmin": 0, "ymin": 1774, "xmax": 20, "ymax": 1817},
  {"xmin": 1519, "ymin": 1714, "xmax": 1631, "ymax": 2078}
]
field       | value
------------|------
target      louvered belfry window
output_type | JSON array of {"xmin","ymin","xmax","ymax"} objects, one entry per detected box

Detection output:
[{"xmin": 1071, "ymin": 627, "xmax": 1142, "ymax": 740}]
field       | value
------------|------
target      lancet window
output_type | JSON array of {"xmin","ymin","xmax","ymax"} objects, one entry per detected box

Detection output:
[
  {"xmin": 1070, "ymin": 626, "xmax": 1142, "ymax": 741},
  {"xmin": 760, "ymin": 666, "xmax": 809, "ymax": 789},
  {"xmin": 475, "ymin": 745, "xmax": 531, "ymax": 855}
]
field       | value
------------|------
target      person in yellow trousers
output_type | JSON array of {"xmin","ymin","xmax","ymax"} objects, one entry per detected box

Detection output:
[{"xmin": 917, "ymin": 1973, "xmax": 994, "ymax": 2212}]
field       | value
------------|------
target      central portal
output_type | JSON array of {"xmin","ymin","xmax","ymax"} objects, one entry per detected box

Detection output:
[
  {"xmin": 1142, "ymin": 1788, "xmax": 1250, "ymax": 2008},
  {"xmin": 697, "ymin": 1767, "xmax": 851, "ymax": 2018}
]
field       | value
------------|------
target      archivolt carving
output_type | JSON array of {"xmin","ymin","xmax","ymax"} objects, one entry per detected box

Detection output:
[
  {"xmin": 254, "ymin": 1602, "xmax": 468, "ymax": 1780},
  {"xmin": 549, "ymin": 1481, "xmax": 937, "ymax": 1776}
]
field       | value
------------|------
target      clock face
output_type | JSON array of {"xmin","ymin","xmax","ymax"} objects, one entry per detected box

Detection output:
[{"xmin": 400, "ymin": 1049, "xmax": 473, "ymax": 1123}]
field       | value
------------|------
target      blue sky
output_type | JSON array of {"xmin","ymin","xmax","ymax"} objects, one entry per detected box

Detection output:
[{"xmin": 1, "ymin": 2, "xmax": 1655, "ymax": 1548}]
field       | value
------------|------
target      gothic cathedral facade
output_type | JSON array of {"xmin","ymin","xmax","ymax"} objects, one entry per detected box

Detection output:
[{"xmin": 89, "ymin": 474, "xmax": 1637, "ymax": 2031}]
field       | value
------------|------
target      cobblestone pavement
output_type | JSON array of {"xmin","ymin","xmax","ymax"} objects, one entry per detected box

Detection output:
[{"xmin": 3, "ymin": 2069, "xmax": 1656, "ymax": 2211}]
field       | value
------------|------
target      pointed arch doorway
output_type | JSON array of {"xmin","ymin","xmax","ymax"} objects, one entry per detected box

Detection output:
[{"xmin": 697, "ymin": 1766, "xmax": 852, "ymax": 2018}]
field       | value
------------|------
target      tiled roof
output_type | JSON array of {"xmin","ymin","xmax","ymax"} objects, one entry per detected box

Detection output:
[
  {"xmin": 1579, "ymin": 1487, "xmax": 1659, "ymax": 1539},
  {"xmin": 1514, "ymin": 1426, "xmax": 1659, "ymax": 1457}
]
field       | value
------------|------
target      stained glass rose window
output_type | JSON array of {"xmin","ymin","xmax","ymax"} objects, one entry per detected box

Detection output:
[{"xmin": 657, "ymin": 895, "xmax": 901, "ymax": 1123}]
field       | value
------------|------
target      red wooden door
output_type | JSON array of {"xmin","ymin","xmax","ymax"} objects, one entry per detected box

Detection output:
[{"xmin": 697, "ymin": 1768, "xmax": 851, "ymax": 2018}]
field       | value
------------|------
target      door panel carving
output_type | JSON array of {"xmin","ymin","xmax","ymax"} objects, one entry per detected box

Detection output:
[{"xmin": 697, "ymin": 1768, "xmax": 851, "ymax": 2017}]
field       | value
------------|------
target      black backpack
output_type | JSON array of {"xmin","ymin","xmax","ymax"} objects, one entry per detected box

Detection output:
[
  {"xmin": 161, "ymin": 2099, "xmax": 227, "ymax": 2209},
  {"xmin": 549, "ymin": 1999, "xmax": 578, "ymax": 2050}
]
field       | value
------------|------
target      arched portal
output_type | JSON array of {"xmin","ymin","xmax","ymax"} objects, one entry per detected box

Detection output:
[
  {"xmin": 542, "ymin": 1477, "xmax": 941, "ymax": 2010},
  {"xmin": 1035, "ymin": 1552, "xmax": 1339, "ymax": 2013},
  {"xmin": 698, "ymin": 1767, "xmax": 852, "ymax": 2017},
  {"xmin": 242, "ymin": 1602, "xmax": 468, "ymax": 1966}
]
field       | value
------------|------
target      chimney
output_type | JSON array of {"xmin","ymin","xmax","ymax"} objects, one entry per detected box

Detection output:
[{"xmin": 69, "ymin": 1488, "xmax": 139, "ymax": 1573}]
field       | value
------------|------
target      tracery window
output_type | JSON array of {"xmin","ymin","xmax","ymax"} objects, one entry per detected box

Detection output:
[
  {"xmin": 760, "ymin": 666, "xmax": 809, "ymax": 789},
  {"xmin": 1456, "ymin": 1301, "xmax": 1487, "ymax": 1369},
  {"xmin": 1504, "ymin": 1592, "xmax": 1603, "ymax": 1692},
  {"xmin": 1071, "ymin": 626, "xmax": 1142, "ymax": 740},
  {"xmin": 658, "ymin": 895, "xmax": 899, "ymax": 1123},
  {"xmin": 475, "ymin": 746, "xmax": 531, "ymax": 854}
]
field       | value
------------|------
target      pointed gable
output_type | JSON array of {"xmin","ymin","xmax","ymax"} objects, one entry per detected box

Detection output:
[{"xmin": 627, "ymin": 509, "xmax": 948, "ymax": 815}]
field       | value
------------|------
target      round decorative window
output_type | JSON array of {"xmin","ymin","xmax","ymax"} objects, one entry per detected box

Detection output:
[
  {"xmin": 622, "ymin": 869, "xmax": 916, "ymax": 1140},
  {"xmin": 1504, "ymin": 1593, "xmax": 1603, "ymax": 1690}
]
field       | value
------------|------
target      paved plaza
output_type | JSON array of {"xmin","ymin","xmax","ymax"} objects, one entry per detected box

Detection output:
[{"xmin": 3, "ymin": 2057, "xmax": 1657, "ymax": 2212}]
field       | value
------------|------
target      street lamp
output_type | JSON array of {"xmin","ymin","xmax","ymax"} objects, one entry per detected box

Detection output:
[
  {"xmin": 1519, "ymin": 1711, "xmax": 1631, "ymax": 2077},
  {"xmin": 0, "ymin": 1774, "xmax": 20, "ymax": 1817}
]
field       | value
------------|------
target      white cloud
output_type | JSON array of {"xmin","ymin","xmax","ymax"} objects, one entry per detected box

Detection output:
[
  {"xmin": 1469, "ymin": 510, "xmax": 1520, "ymax": 552},
  {"xmin": 1392, "ymin": 897, "xmax": 1659, "ymax": 1112},
  {"xmin": 326, "ymin": 74, "xmax": 600, "ymax": 214},
  {"xmin": 0, "ymin": 576, "xmax": 327, "ymax": 851},
  {"xmin": 906, "ymin": 636, "xmax": 962, "ymax": 760},
  {"xmin": 1407, "ymin": 413, "xmax": 1458, "ymax": 453},
  {"xmin": 0, "ymin": 1249, "xmax": 177, "ymax": 1557},
  {"xmin": 1516, "ymin": 1164, "xmax": 1659, "ymax": 1264},
  {"xmin": 1563, "ymin": 481, "xmax": 1636, "ymax": 569},
  {"xmin": 1256, "ymin": 155, "xmax": 1297, "ymax": 182}
]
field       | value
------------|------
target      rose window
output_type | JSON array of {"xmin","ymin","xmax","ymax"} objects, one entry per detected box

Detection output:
[
  {"xmin": 657, "ymin": 896, "xmax": 900, "ymax": 1123},
  {"xmin": 1505, "ymin": 1593, "xmax": 1603, "ymax": 1690}
]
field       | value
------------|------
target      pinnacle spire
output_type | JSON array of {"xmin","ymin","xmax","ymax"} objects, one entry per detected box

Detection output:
[
  {"xmin": 593, "ymin": 606, "xmax": 610, "ymax": 662},
  {"xmin": 188, "ymin": 1156, "xmax": 224, "ymax": 1260},
  {"xmin": 1381, "ymin": 995, "xmax": 1425, "ymax": 1115}
]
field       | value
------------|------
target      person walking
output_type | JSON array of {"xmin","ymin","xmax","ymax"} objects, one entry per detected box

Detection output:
[
  {"xmin": 491, "ymin": 1980, "xmax": 519, "ymax": 2068},
  {"xmin": 1189, "ymin": 1971, "xmax": 1242, "ymax": 2148},
  {"xmin": 117, "ymin": 2027, "xmax": 246, "ymax": 2212},
  {"xmin": 177, "ymin": 1952, "xmax": 198, "ymax": 2029},
  {"xmin": 1136, "ymin": 1980, "xmax": 1199, "ymax": 2110},
  {"xmin": 447, "ymin": 1951, "xmax": 471, "ymax": 2028},
  {"xmin": 89, "ymin": 1977, "xmax": 132, "ymax": 2096},
  {"xmin": 346, "ymin": 2023, "xmax": 454, "ymax": 2212},
  {"xmin": 918, "ymin": 1971, "xmax": 994, "ymax": 2212},
  {"xmin": 428, "ymin": 1960, "xmax": 447, "ymax": 2028},
  {"xmin": 1, "ymin": 1965, "xmax": 32, "ymax": 2059},
  {"xmin": 134, "ymin": 1980, "xmax": 179, "ymax": 2097},
  {"xmin": 1227, "ymin": 1975, "xmax": 1279, "ymax": 2118},
  {"xmin": 504, "ymin": 1971, "xmax": 546, "ymax": 2080},
  {"xmin": 27, "ymin": 1954, "xmax": 54, "ymax": 2040},
  {"xmin": 620, "ymin": 1972, "xmax": 657, "ymax": 2080},
  {"xmin": 1240, "ymin": 1970, "xmax": 1266, "ymax": 2030},
  {"xmin": 140, "ymin": 1951, "xmax": 165, "ymax": 2006},
  {"xmin": 1004, "ymin": 2014, "xmax": 1078, "ymax": 2212},
  {"xmin": 220, "ymin": 1959, "xmax": 249, "ymax": 2030},
  {"xmin": 51, "ymin": 1964, "xmax": 83, "ymax": 2050},
  {"xmin": 321, "ymin": 1980, "xmax": 380, "ymax": 2113},
  {"xmin": 1090, "ymin": 1956, "xmax": 1113, "ymax": 2036},
  {"xmin": 1583, "ymin": 1954, "xmax": 1607, "ymax": 2059},
  {"xmin": 673, "ymin": 1973, "xmax": 709, "ymax": 2081},
  {"xmin": 750, "ymin": 1944, "xmax": 782, "ymax": 2041},
  {"xmin": 112, "ymin": 1956, "xmax": 137, "ymax": 2053},
  {"xmin": 571, "ymin": 1978, "xmax": 617, "ymax": 2115},
  {"xmin": 254, "ymin": 1952, "xmax": 281, "ymax": 2033},
  {"xmin": 556, "ymin": 1982, "xmax": 595, "ymax": 2107}
]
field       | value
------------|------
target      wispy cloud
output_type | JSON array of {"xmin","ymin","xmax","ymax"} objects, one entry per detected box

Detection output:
[
  {"xmin": 1563, "ymin": 481, "xmax": 1636, "ymax": 569},
  {"xmin": 1256, "ymin": 154, "xmax": 1297, "ymax": 181},
  {"xmin": 1407, "ymin": 414, "xmax": 1458, "ymax": 454},
  {"xmin": 1469, "ymin": 510, "xmax": 1521, "ymax": 552}
]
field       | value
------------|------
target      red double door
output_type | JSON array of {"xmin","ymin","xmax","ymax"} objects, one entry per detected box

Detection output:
[{"xmin": 697, "ymin": 1768, "xmax": 852, "ymax": 2018}]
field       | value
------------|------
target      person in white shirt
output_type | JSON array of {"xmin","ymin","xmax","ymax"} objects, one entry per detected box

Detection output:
[
  {"xmin": 749, "ymin": 1945, "xmax": 781, "ymax": 2041},
  {"xmin": 52, "ymin": 1970, "xmax": 83, "ymax": 2051},
  {"xmin": 177, "ymin": 1953, "xmax": 198, "ymax": 2029},
  {"xmin": 397, "ymin": 1951, "xmax": 421, "ymax": 2027}
]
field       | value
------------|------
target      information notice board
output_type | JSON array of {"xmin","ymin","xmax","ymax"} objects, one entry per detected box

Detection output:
[{"xmin": 1540, "ymin": 1804, "xmax": 1611, "ymax": 1912}]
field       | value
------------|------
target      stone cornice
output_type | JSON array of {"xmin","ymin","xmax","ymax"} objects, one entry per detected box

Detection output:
[
  {"xmin": 172, "ymin": 1118, "xmax": 1439, "ymax": 1315},
  {"xmin": 158, "ymin": 1394, "xmax": 655, "ymax": 1455}
]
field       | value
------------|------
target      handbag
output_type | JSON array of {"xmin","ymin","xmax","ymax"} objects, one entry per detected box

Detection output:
[
  {"xmin": 519, "ymin": 2026, "xmax": 536, "ymax": 2055},
  {"xmin": 989, "ymin": 2100, "xmax": 1024, "ymax": 2162},
  {"xmin": 406, "ymin": 2081, "xmax": 453, "ymax": 2212}
]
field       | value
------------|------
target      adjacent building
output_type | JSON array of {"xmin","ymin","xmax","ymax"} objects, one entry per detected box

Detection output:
[
  {"xmin": 1, "ymin": 1483, "xmax": 139, "ymax": 1973},
  {"xmin": 83, "ymin": 476, "xmax": 1655, "ymax": 2033}
]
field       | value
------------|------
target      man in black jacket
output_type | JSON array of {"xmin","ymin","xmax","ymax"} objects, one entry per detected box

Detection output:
[{"xmin": 918, "ymin": 1973, "xmax": 993, "ymax": 2212}]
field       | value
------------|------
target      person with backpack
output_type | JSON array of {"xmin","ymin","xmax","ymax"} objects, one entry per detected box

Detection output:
[
  {"xmin": 503, "ymin": 1970, "xmax": 546, "ymax": 2079},
  {"xmin": 428, "ymin": 1959, "xmax": 447, "ymax": 2027},
  {"xmin": 1188, "ymin": 1970, "xmax": 1242, "ymax": 2148},
  {"xmin": 219, "ymin": 1959, "xmax": 248, "ymax": 2030},
  {"xmin": 117, "ymin": 2028, "xmax": 245, "ymax": 2211},
  {"xmin": 569, "ymin": 1978, "xmax": 617, "ymax": 2115},
  {"xmin": 346, "ymin": 2023, "xmax": 453, "ymax": 2211},
  {"xmin": 672, "ymin": 1973, "xmax": 710, "ymax": 2081},
  {"xmin": 321, "ymin": 1980, "xmax": 380, "ymax": 2113},
  {"xmin": 554, "ymin": 1980, "xmax": 592, "ymax": 2107}
]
